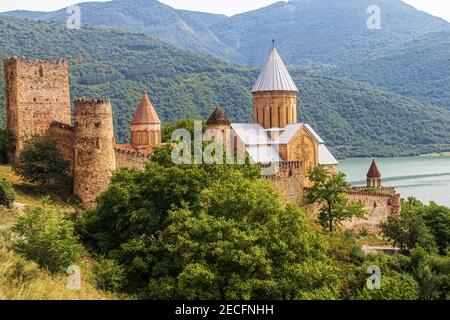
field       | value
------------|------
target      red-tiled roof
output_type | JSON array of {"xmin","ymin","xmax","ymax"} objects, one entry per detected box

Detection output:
[
  {"xmin": 131, "ymin": 90, "xmax": 161, "ymax": 125},
  {"xmin": 367, "ymin": 159, "xmax": 381, "ymax": 178}
]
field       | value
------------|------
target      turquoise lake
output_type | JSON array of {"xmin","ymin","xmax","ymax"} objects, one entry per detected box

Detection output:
[{"xmin": 338, "ymin": 156, "xmax": 450, "ymax": 207}]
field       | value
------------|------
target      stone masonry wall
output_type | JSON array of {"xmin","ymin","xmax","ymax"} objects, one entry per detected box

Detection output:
[
  {"xmin": 114, "ymin": 147, "xmax": 149, "ymax": 170},
  {"xmin": 343, "ymin": 190, "xmax": 401, "ymax": 233},
  {"xmin": 48, "ymin": 122, "xmax": 76, "ymax": 173},
  {"xmin": 263, "ymin": 161, "xmax": 304, "ymax": 206},
  {"xmin": 3, "ymin": 57, "xmax": 71, "ymax": 163}
]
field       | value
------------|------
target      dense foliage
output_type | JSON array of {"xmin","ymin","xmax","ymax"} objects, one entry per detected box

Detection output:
[
  {"xmin": 0, "ymin": 178, "xmax": 15, "ymax": 208},
  {"xmin": 12, "ymin": 197, "xmax": 81, "ymax": 273},
  {"xmin": 382, "ymin": 197, "xmax": 450, "ymax": 254},
  {"xmin": 307, "ymin": 166, "xmax": 365, "ymax": 232},
  {"xmin": 0, "ymin": 129, "xmax": 13, "ymax": 164},
  {"xmin": 0, "ymin": 16, "xmax": 450, "ymax": 158},
  {"xmin": 13, "ymin": 136, "xmax": 70, "ymax": 185},
  {"xmin": 79, "ymin": 148, "xmax": 341, "ymax": 299}
]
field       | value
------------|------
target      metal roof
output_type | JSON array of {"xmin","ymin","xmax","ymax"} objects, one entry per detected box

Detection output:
[
  {"xmin": 231, "ymin": 123, "xmax": 272, "ymax": 145},
  {"xmin": 252, "ymin": 47, "xmax": 298, "ymax": 93},
  {"xmin": 318, "ymin": 144, "xmax": 339, "ymax": 165},
  {"xmin": 246, "ymin": 146, "xmax": 282, "ymax": 164},
  {"xmin": 303, "ymin": 124, "xmax": 324, "ymax": 144},
  {"xmin": 275, "ymin": 123, "xmax": 302, "ymax": 144}
]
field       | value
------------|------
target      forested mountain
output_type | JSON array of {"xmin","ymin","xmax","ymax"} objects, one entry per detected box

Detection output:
[
  {"xmin": 7, "ymin": 0, "xmax": 450, "ymax": 67},
  {"xmin": 5, "ymin": 0, "xmax": 450, "ymax": 110},
  {"xmin": 0, "ymin": 16, "xmax": 449, "ymax": 158},
  {"xmin": 5, "ymin": 0, "xmax": 242, "ymax": 63},
  {"xmin": 330, "ymin": 31, "xmax": 450, "ymax": 109}
]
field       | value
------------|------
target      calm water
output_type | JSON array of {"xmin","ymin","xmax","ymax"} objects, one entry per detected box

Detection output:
[{"xmin": 339, "ymin": 156, "xmax": 450, "ymax": 207}]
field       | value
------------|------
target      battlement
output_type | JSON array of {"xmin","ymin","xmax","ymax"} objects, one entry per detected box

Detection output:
[
  {"xmin": 114, "ymin": 145, "xmax": 150, "ymax": 158},
  {"xmin": 50, "ymin": 121, "xmax": 74, "ymax": 132},
  {"xmin": 4, "ymin": 56, "xmax": 67, "ymax": 66},
  {"xmin": 347, "ymin": 186, "xmax": 397, "ymax": 198},
  {"xmin": 74, "ymin": 98, "xmax": 111, "ymax": 107},
  {"xmin": 260, "ymin": 161, "xmax": 302, "ymax": 179}
]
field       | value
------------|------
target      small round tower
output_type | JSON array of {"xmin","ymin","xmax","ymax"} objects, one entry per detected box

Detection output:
[
  {"xmin": 131, "ymin": 90, "xmax": 161, "ymax": 148},
  {"xmin": 73, "ymin": 99, "xmax": 116, "ymax": 209},
  {"xmin": 252, "ymin": 42, "xmax": 298, "ymax": 129},
  {"xmin": 367, "ymin": 159, "xmax": 382, "ymax": 189},
  {"xmin": 206, "ymin": 106, "xmax": 231, "ymax": 147}
]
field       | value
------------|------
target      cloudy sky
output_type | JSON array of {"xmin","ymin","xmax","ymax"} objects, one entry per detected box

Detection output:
[{"xmin": 0, "ymin": 0, "xmax": 449, "ymax": 22}]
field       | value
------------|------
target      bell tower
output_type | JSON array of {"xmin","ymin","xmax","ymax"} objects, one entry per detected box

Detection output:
[
  {"xmin": 367, "ymin": 159, "xmax": 382, "ymax": 189},
  {"xmin": 252, "ymin": 41, "xmax": 298, "ymax": 129}
]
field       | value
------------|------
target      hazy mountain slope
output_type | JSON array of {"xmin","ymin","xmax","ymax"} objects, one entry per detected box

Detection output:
[
  {"xmin": 0, "ymin": 16, "xmax": 449, "ymax": 158},
  {"xmin": 5, "ymin": 0, "xmax": 244, "ymax": 63},
  {"xmin": 211, "ymin": 0, "xmax": 450, "ymax": 67},
  {"xmin": 330, "ymin": 31, "xmax": 450, "ymax": 109}
]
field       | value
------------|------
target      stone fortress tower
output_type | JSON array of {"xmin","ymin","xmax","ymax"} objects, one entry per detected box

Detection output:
[
  {"xmin": 3, "ymin": 57, "xmax": 71, "ymax": 163},
  {"xmin": 252, "ymin": 40, "xmax": 298, "ymax": 129},
  {"xmin": 73, "ymin": 99, "xmax": 116, "ymax": 209}
]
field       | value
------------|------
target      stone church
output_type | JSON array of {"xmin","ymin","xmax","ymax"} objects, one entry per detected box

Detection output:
[{"xmin": 3, "ymin": 43, "xmax": 400, "ymax": 229}]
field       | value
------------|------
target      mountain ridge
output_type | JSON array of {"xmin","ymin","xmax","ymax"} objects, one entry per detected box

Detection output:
[{"xmin": 0, "ymin": 15, "xmax": 449, "ymax": 158}]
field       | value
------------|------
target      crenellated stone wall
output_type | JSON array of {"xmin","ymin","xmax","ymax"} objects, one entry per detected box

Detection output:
[
  {"xmin": 262, "ymin": 161, "xmax": 304, "ymax": 205},
  {"xmin": 343, "ymin": 188, "xmax": 401, "ymax": 233},
  {"xmin": 114, "ymin": 146, "xmax": 149, "ymax": 170},
  {"xmin": 48, "ymin": 121, "xmax": 76, "ymax": 172}
]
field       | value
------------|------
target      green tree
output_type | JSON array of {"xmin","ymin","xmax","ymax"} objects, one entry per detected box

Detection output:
[
  {"xmin": 381, "ymin": 198, "xmax": 437, "ymax": 254},
  {"xmin": 0, "ymin": 129, "xmax": 13, "ymax": 164},
  {"xmin": 13, "ymin": 136, "xmax": 70, "ymax": 185},
  {"xmin": 13, "ymin": 197, "xmax": 81, "ymax": 273},
  {"xmin": 307, "ymin": 166, "xmax": 366, "ymax": 232},
  {"xmin": 421, "ymin": 203, "xmax": 450, "ymax": 255},
  {"xmin": 0, "ymin": 178, "xmax": 15, "ymax": 208},
  {"xmin": 81, "ymin": 149, "xmax": 340, "ymax": 299}
]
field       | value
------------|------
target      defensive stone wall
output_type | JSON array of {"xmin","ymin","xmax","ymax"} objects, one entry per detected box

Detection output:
[{"xmin": 262, "ymin": 161, "xmax": 304, "ymax": 205}]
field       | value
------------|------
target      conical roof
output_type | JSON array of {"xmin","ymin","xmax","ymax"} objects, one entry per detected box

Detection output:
[
  {"xmin": 206, "ymin": 106, "xmax": 231, "ymax": 125},
  {"xmin": 252, "ymin": 45, "xmax": 298, "ymax": 93},
  {"xmin": 131, "ymin": 90, "xmax": 161, "ymax": 125},
  {"xmin": 367, "ymin": 159, "xmax": 381, "ymax": 178}
]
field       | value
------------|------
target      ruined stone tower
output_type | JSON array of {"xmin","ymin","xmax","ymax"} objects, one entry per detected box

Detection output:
[
  {"xmin": 3, "ymin": 57, "xmax": 71, "ymax": 163},
  {"xmin": 73, "ymin": 99, "xmax": 116, "ymax": 209},
  {"xmin": 252, "ymin": 43, "xmax": 298, "ymax": 129},
  {"xmin": 131, "ymin": 90, "xmax": 161, "ymax": 148}
]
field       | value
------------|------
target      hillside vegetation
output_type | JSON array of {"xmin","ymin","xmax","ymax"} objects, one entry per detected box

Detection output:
[
  {"xmin": 331, "ymin": 32, "xmax": 450, "ymax": 109},
  {"xmin": 0, "ymin": 16, "xmax": 450, "ymax": 157},
  {"xmin": 7, "ymin": 0, "xmax": 450, "ymax": 110}
]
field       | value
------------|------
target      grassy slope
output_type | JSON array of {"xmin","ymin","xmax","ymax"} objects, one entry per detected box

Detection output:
[{"xmin": 0, "ymin": 165, "xmax": 122, "ymax": 300}]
